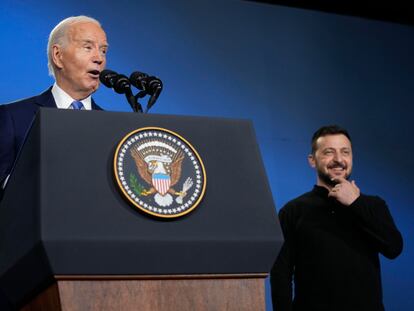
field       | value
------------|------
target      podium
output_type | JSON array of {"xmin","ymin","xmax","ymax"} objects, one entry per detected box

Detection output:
[{"xmin": 0, "ymin": 108, "xmax": 283, "ymax": 310}]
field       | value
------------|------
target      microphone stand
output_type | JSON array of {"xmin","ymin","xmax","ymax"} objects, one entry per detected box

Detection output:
[
  {"xmin": 145, "ymin": 87, "xmax": 161, "ymax": 113},
  {"xmin": 120, "ymin": 79, "xmax": 162, "ymax": 114},
  {"xmin": 124, "ymin": 86, "xmax": 162, "ymax": 114},
  {"xmin": 125, "ymin": 88, "xmax": 143, "ymax": 113}
]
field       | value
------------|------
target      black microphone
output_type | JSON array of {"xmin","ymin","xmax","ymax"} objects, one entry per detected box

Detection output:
[
  {"xmin": 99, "ymin": 69, "xmax": 118, "ymax": 88},
  {"xmin": 129, "ymin": 71, "xmax": 149, "ymax": 91},
  {"xmin": 146, "ymin": 76, "xmax": 163, "ymax": 96},
  {"xmin": 99, "ymin": 69, "xmax": 143, "ymax": 113},
  {"xmin": 146, "ymin": 79, "xmax": 163, "ymax": 112},
  {"xmin": 100, "ymin": 70, "xmax": 131, "ymax": 94},
  {"xmin": 112, "ymin": 74, "xmax": 131, "ymax": 94},
  {"xmin": 129, "ymin": 72, "xmax": 163, "ymax": 96}
]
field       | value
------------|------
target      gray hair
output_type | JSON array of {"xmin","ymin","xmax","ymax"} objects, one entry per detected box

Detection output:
[{"xmin": 47, "ymin": 16, "xmax": 102, "ymax": 77}]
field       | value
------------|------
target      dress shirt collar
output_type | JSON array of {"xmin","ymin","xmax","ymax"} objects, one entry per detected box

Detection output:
[{"xmin": 51, "ymin": 83, "xmax": 92, "ymax": 110}]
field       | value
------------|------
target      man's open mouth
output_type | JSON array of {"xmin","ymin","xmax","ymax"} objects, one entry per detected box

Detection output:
[{"xmin": 88, "ymin": 70, "xmax": 100, "ymax": 78}]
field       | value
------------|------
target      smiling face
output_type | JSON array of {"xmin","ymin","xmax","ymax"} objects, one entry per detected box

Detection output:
[
  {"xmin": 52, "ymin": 21, "xmax": 108, "ymax": 100},
  {"xmin": 308, "ymin": 134, "xmax": 353, "ymax": 189}
]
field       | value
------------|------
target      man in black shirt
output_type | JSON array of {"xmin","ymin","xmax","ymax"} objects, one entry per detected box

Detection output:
[{"xmin": 270, "ymin": 125, "xmax": 403, "ymax": 311}]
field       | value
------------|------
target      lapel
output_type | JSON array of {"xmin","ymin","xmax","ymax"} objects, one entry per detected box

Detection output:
[{"xmin": 35, "ymin": 87, "xmax": 57, "ymax": 108}]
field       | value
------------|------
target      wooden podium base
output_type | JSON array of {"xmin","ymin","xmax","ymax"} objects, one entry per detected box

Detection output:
[{"xmin": 21, "ymin": 274, "xmax": 266, "ymax": 311}]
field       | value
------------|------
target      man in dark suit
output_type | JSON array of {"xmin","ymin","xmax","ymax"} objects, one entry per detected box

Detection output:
[{"xmin": 0, "ymin": 15, "xmax": 108, "ymax": 188}]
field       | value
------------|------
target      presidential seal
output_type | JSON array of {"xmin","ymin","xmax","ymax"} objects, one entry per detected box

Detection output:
[{"xmin": 114, "ymin": 127, "xmax": 206, "ymax": 218}]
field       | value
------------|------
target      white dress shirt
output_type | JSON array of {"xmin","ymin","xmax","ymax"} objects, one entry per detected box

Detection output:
[{"xmin": 51, "ymin": 83, "xmax": 92, "ymax": 110}]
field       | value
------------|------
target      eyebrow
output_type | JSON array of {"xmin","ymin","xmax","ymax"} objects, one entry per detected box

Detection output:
[{"xmin": 80, "ymin": 39, "xmax": 109, "ymax": 48}]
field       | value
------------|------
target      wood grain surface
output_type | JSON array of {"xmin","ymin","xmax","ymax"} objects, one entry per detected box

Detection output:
[{"xmin": 21, "ymin": 276, "xmax": 265, "ymax": 311}]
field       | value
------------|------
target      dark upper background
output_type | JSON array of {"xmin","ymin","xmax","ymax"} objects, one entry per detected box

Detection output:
[
  {"xmin": 248, "ymin": 0, "xmax": 414, "ymax": 25},
  {"xmin": 0, "ymin": 1, "xmax": 413, "ymax": 310}
]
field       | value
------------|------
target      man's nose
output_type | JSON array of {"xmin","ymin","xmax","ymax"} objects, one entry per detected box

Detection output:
[
  {"xmin": 333, "ymin": 152, "xmax": 343, "ymax": 162},
  {"xmin": 92, "ymin": 49, "xmax": 105, "ymax": 64}
]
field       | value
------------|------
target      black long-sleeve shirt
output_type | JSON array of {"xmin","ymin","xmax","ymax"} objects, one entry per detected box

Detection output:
[{"xmin": 270, "ymin": 185, "xmax": 403, "ymax": 311}]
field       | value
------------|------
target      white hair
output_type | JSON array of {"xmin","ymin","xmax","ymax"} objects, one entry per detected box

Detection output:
[{"xmin": 47, "ymin": 15, "xmax": 102, "ymax": 77}]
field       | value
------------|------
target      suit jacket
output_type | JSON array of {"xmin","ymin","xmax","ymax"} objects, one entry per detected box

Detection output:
[{"xmin": 0, "ymin": 87, "xmax": 102, "ymax": 184}]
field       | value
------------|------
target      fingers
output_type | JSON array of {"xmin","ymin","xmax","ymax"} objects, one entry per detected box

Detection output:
[
  {"xmin": 328, "ymin": 179, "xmax": 361, "ymax": 206},
  {"xmin": 328, "ymin": 189, "xmax": 339, "ymax": 199},
  {"xmin": 330, "ymin": 185, "xmax": 341, "ymax": 196},
  {"xmin": 328, "ymin": 184, "xmax": 341, "ymax": 197}
]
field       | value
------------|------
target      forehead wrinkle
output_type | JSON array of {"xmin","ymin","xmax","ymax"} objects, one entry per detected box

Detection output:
[
  {"xmin": 67, "ymin": 22, "xmax": 106, "ymax": 40},
  {"xmin": 322, "ymin": 146, "xmax": 351, "ymax": 151}
]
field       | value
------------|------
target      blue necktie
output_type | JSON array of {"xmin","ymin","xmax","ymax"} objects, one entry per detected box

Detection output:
[{"xmin": 70, "ymin": 101, "xmax": 84, "ymax": 110}]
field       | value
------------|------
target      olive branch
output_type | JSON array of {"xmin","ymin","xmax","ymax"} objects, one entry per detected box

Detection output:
[{"xmin": 129, "ymin": 173, "xmax": 145, "ymax": 196}]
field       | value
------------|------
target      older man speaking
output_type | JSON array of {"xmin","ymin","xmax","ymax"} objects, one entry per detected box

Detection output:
[{"xmin": 0, "ymin": 16, "xmax": 108, "ymax": 188}]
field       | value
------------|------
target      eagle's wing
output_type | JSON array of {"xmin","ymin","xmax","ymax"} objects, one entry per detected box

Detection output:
[
  {"xmin": 170, "ymin": 152, "xmax": 185, "ymax": 186},
  {"xmin": 130, "ymin": 149, "xmax": 152, "ymax": 185}
]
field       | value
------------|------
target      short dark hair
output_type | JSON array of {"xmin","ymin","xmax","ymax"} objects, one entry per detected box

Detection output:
[{"xmin": 311, "ymin": 125, "xmax": 351, "ymax": 154}]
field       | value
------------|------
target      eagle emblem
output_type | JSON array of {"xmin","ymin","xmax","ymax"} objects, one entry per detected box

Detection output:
[
  {"xmin": 114, "ymin": 127, "xmax": 206, "ymax": 218},
  {"xmin": 130, "ymin": 141, "xmax": 192, "ymax": 207}
]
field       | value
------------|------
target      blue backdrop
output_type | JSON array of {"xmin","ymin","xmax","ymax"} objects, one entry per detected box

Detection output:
[{"xmin": 1, "ymin": 1, "xmax": 413, "ymax": 310}]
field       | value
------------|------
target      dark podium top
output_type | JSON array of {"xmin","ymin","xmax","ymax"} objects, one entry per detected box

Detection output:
[{"xmin": 0, "ymin": 108, "xmax": 283, "ymax": 307}]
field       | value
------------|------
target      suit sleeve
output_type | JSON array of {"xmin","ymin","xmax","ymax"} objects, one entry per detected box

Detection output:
[
  {"xmin": 0, "ymin": 105, "xmax": 16, "ymax": 185},
  {"xmin": 348, "ymin": 195, "xmax": 403, "ymax": 259},
  {"xmin": 270, "ymin": 205, "xmax": 295, "ymax": 311}
]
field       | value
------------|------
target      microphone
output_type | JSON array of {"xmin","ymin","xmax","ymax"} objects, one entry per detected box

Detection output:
[
  {"xmin": 129, "ymin": 71, "xmax": 149, "ymax": 91},
  {"xmin": 99, "ymin": 69, "xmax": 118, "ymax": 88},
  {"xmin": 112, "ymin": 74, "xmax": 131, "ymax": 94},
  {"xmin": 100, "ymin": 70, "xmax": 131, "ymax": 94},
  {"xmin": 129, "ymin": 71, "xmax": 163, "ymax": 96},
  {"xmin": 99, "ymin": 69, "xmax": 143, "ymax": 113},
  {"xmin": 130, "ymin": 71, "xmax": 163, "ymax": 112},
  {"xmin": 146, "ymin": 79, "xmax": 163, "ymax": 112},
  {"xmin": 146, "ymin": 76, "xmax": 163, "ymax": 96}
]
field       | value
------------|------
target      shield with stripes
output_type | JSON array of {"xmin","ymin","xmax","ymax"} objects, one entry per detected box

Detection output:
[{"xmin": 152, "ymin": 173, "xmax": 171, "ymax": 195}]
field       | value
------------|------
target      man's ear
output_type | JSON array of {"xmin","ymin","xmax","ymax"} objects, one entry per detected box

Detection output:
[
  {"xmin": 308, "ymin": 154, "xmax": 316, "ymax": 168},
  {"xmin": 52, "ymin": 44, "xmax": 64, "ymax": 70}
]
